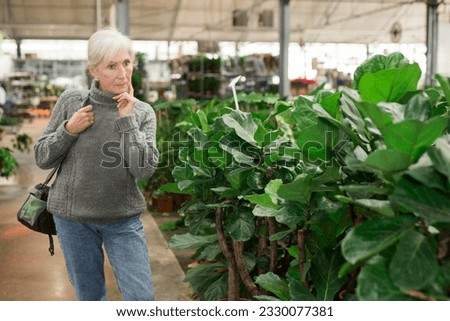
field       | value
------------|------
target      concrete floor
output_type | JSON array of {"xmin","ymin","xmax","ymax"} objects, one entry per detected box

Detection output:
[{"xmin": 0, "ymin": 117, "xmax": 192, "ymax": 301}]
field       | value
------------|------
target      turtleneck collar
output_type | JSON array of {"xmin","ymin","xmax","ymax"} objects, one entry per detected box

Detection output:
[{"xmin": 89, "ymin": 80, "xmax": 117, "ymax": 106}]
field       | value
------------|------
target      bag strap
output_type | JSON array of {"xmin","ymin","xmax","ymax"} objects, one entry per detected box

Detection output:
[
  {"xmin": 43, "ymin": 91, "xmax": 90, "ymax": 187},
  {"xmin": 43, "ymin": 166, "xmax": 59, "ymax": 186},
  {"xmin": 44, "ymin": 91, "xmax": 89, "ymax": 257},
  {"xmin": 48, "ymin": 235, "xmax": 55, "ymax": 256}
]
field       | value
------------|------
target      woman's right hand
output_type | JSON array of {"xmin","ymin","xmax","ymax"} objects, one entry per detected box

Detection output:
[{"xmin": 65, "ymin": 105, "xmax": 94, "ymax": 134}]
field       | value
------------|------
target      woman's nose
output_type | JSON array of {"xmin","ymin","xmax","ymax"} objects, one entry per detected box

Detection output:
[{"xmin": 116, "ymin": 65, "xmax": 127, "ymax": 78}]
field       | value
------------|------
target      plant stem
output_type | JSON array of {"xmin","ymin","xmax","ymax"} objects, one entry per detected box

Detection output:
[
  {"xmin": 297, "ymin": 229, "xmax": 309, "ymax": 288},
  {"xmin": 232, "ymin": 240, "xmax": 259, "ymax": 297},
  {"xmin": 268, "ymin": 217, "xmax": 277, "ymax": 272},
  {"xmin": 257, "ymin": 217, "xmax": 267, "ymax": 275},
  {"xmin": 215, "ymin": 207, "xmax": 239, "ymax": 300}
]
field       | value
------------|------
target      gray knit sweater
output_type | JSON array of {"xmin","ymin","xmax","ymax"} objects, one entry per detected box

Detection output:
[{"xmin": 34, "ymin": 81, "xmax": 159, "ymax": 225}]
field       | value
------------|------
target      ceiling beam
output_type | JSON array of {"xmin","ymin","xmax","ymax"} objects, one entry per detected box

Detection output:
[{"xmin": 167, "ymin": 0, "xmax": 182, "ymax": 43}]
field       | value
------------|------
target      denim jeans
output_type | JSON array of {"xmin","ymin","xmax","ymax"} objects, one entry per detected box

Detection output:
[{"xmin": 53, "ymin": 214, "xmax": 154, "ymax": 301}]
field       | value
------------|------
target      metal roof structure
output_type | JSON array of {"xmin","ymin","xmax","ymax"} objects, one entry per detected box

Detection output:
[{"xmin": 1, "ymin": 0, "xmax": 448, "ymax": 44}]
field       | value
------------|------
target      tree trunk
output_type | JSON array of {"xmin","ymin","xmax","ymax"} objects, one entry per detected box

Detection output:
[{"xmin": 257, "ymin": 217, "xmax": 267, "ymax": 275}]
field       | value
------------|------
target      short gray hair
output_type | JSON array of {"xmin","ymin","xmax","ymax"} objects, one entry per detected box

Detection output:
[{"xmin": 88, "ymin": 27, "xmax": 133, "ymax": 68}]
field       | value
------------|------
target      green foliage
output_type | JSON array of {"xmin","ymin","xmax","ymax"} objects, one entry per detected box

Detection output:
[
  {"xmin": 0, "ymin": 147, "xmax": 19, "ymax": 178},
  {"xmin": 132, "ymin": 51, "xmax": 147, "ymax": 101},
  {"xmin": 158, "ymin": 52, "xmax": 450, "ymax": 301},
  {"xmin": 0, "ymin": 116, "xmax": 23, "ymax": 127},
  {"xmin": 13, "ymin": 133, "xmax": 33, "ymax": 152}
]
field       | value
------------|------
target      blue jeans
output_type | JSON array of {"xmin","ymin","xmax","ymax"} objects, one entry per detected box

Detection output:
[{"xmin": 53, "ymin": 214, "xmax": 154, "ymax": 301}]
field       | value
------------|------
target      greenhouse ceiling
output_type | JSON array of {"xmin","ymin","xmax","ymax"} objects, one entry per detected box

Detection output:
[{"xmin": 1, "ymin": 0, "xmax": 449, "ymax": 45}]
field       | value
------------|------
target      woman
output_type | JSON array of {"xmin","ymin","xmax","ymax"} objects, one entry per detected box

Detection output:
[{"xmin": 34, "ymin": 28, "xmax": 159, "ymax": 301}]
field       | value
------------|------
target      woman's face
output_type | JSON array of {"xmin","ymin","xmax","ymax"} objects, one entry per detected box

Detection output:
[{"xmin": 90, "ymin": 48, "xmax": 134, "ymax": 95}]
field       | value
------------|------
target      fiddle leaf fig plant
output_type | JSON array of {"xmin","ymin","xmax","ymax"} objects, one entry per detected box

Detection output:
[{"xmin": 161, "ymin": 52, "xmax": 450, "ymax": 301}]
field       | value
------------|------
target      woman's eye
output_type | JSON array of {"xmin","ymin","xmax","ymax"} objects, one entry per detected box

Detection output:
[
  {"xmin": 108, "ymin": 64, "xmax": 116, "ymax": 70},
  {"xmin": 124, "ymin": 60, "xmax": 131, "ymax": 67}
]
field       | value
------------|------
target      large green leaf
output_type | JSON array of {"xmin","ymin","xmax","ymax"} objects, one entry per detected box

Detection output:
[
  {"xmin": 356, "ymin": 257, "xmax": 413, "ymax": 300},
  {"xmin": 336, "ymin": 196, "xmax": 395, "ymax": 217},
  {"xmin": 200, "ymin": 243, "xmax": 222, "ymax": 261},
  {"xmin": 243, "ymin": 179, "xmax": 282, "ymax": 209},
  {"xmin": 312, "ymin": 103, "xmax": 365, "ymax": 151},
  {"xmin": 291, "ymin": 99, "xmax": 339, "ymax": 161},
  {"xmin": 244, "ymin": 194, "xmax": 279, "ymax": 209},
  {"xmin": 390, "ymin": 177, "xmax": 450, "ymax": 224},
  {"xmin": 405, "ymin": 166, "xmax": 447, "ymax": 192},
  {"xmin": 187, "ymin": 127, "xmax": 209, "ymax": 146},
  {"xmin": 382, "ymin": 117, "xmax": 447, "ymax": 162},
  {"xmin": 338, "ymin": 88, "xmax": 371, "ymax": 144},
  {"xmin": 356, "ymin": 101, "xmax": 395, "ymax": 133},
  {"xmin": 275, "ymin": 201, "xmax": 308, "ymax": 225},
  {"xmin": 221, "ymin": 110, "xmax": 259, "ymax": 146},
  {"xmin": 403, "ymin": 92, "xmax": 432, "ymax": 121},
  {"xmin": 208, "ymin": 144, "xmax": 232, "ymax": 170},
  {"xmin": 188, "ymin": 156, "xmax": 214, "ymax": 177},
  {"xmin": 168, "ymin": 233, "xmax": 217, "ymax": 249},
  {"xmin": 204, "ymin": 273, "xmax": 228, "ymax": 301},
  {"xmin": 339, "ymin": 184, "xmax": 390, "ymax": 195},
  {"xmin": 224, "ymin": 167, "xmax": 248, "ymax": 191},
  {"xmin": 277, "ymin": 173, "xmax": 313, "ymax": 204},
  {"xmin": 218, "ymin": 134, "xmax": 259, "ymax": 165},
  {"xmin": 310, "ymin": 251, "xmax": 346, "ymax": 300},
  {"xmin": 341, "ymin": 216, "xmax": 416, "ymax": 265},
  {"xmin": 353, "ymin": 52, "xmax": 410, "ymax": 90},
  {"xmin": 252, "ymin": 204, "xmax": 278, "ymax": 217},
  {"xmin": 363, "ymin": 149, "xmax": 411, "ymax": 172},
  {"xmin": 225, "ymin": 206, "xmax": 255, "ymax": 241},
  {"xmin": 183, "ymin": 262, "xmax": 225, "ymax": 293},
  {"xmin": 389, "ymin": 231, "xmax": 438, "ymax": 290},
  {"xmin": 359, "ymin": 63, "xmax": 421, "ymax": 103},
  {"xmin": 196, "ymin": 109, "xmax": 210, "ymax": 132},
  {"xmin": 316, "ymin": 90, "xmax": 341, "ymax": 118},
  {"xmin": 172, "ymin": 165, "xmax": 194, "ymax": 182},
  {"xmin": 295, "ymin": 122, "xmax": 336, "ymax": 161},
  {"xmin": 255, "ymin": 272, "xmax": 290, "ymax": 301},
  {"xmin": 428, "ymin": 137, "xmax": 450, "ymax": 182},
  {"xmin": 435, "ymin": 74, "xmax": 450, "ymax": 107},
  {"xmin": 158, "ymin": 182, "xmax": 195, "ymax": 195},
  {"xmin": 288, "ymin": 277, "xmax": 317, "ymax": 301},
  {"xmin": 263, "ymin": 100, "xmax": 293, "ymax": 124}
]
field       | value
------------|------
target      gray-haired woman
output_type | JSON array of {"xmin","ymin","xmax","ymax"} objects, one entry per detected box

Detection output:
[{"xmin": 34, "ymin": 27, "xmax": 159, "ymax": 301}]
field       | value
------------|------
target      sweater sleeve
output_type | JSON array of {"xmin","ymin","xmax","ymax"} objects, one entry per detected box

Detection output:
[
  {"xmin": 34, "ymin": 90, "xmax": 81, "ymax": 169},
  {"xmin": 114, "ymin": 102, "xmax": 159, "ymax": 180}
]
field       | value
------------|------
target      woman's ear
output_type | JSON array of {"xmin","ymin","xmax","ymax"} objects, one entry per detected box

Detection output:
[{"xmin": 88, "ymin": 66, "xmax": 98, "ymax": 81}]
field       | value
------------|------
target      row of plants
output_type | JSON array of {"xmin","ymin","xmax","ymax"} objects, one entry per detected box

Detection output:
[
  {"xmin": 148, "ymin": 52, "xmax": 450, "ymax": 301},
  {"xmin": 0, "ymin": 116, "xmax": 33, "ymax": 178},
  {"xmin": 187, "ymin": 76, "xmax": 222, "ymax": 96},
  {"xmin": 189, "ymin": 56, "xmax": 222, "ymax": 74}
]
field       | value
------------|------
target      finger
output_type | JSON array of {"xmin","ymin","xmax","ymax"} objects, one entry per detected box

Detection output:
[
  {"xmin": 128, "ymin": 79, "xmax": 134, "ymax": 95},
  {"xmin": 79, "ymin": 105, "xmax": 93, "ymax": 112},
  {"xmin": 113, "ymin": 93, "xmax": 128, "ymax": 101}
]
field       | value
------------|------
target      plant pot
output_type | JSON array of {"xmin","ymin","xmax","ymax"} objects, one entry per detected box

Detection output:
[{"xmin": 156, "ymin": 195, "xmax": 174, "ymax": 213}]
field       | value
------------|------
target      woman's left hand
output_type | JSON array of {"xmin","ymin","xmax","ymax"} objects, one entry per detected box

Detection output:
[{"xmin": 114, "ymin": 83, "xmax": 137, "ymax": 117}]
